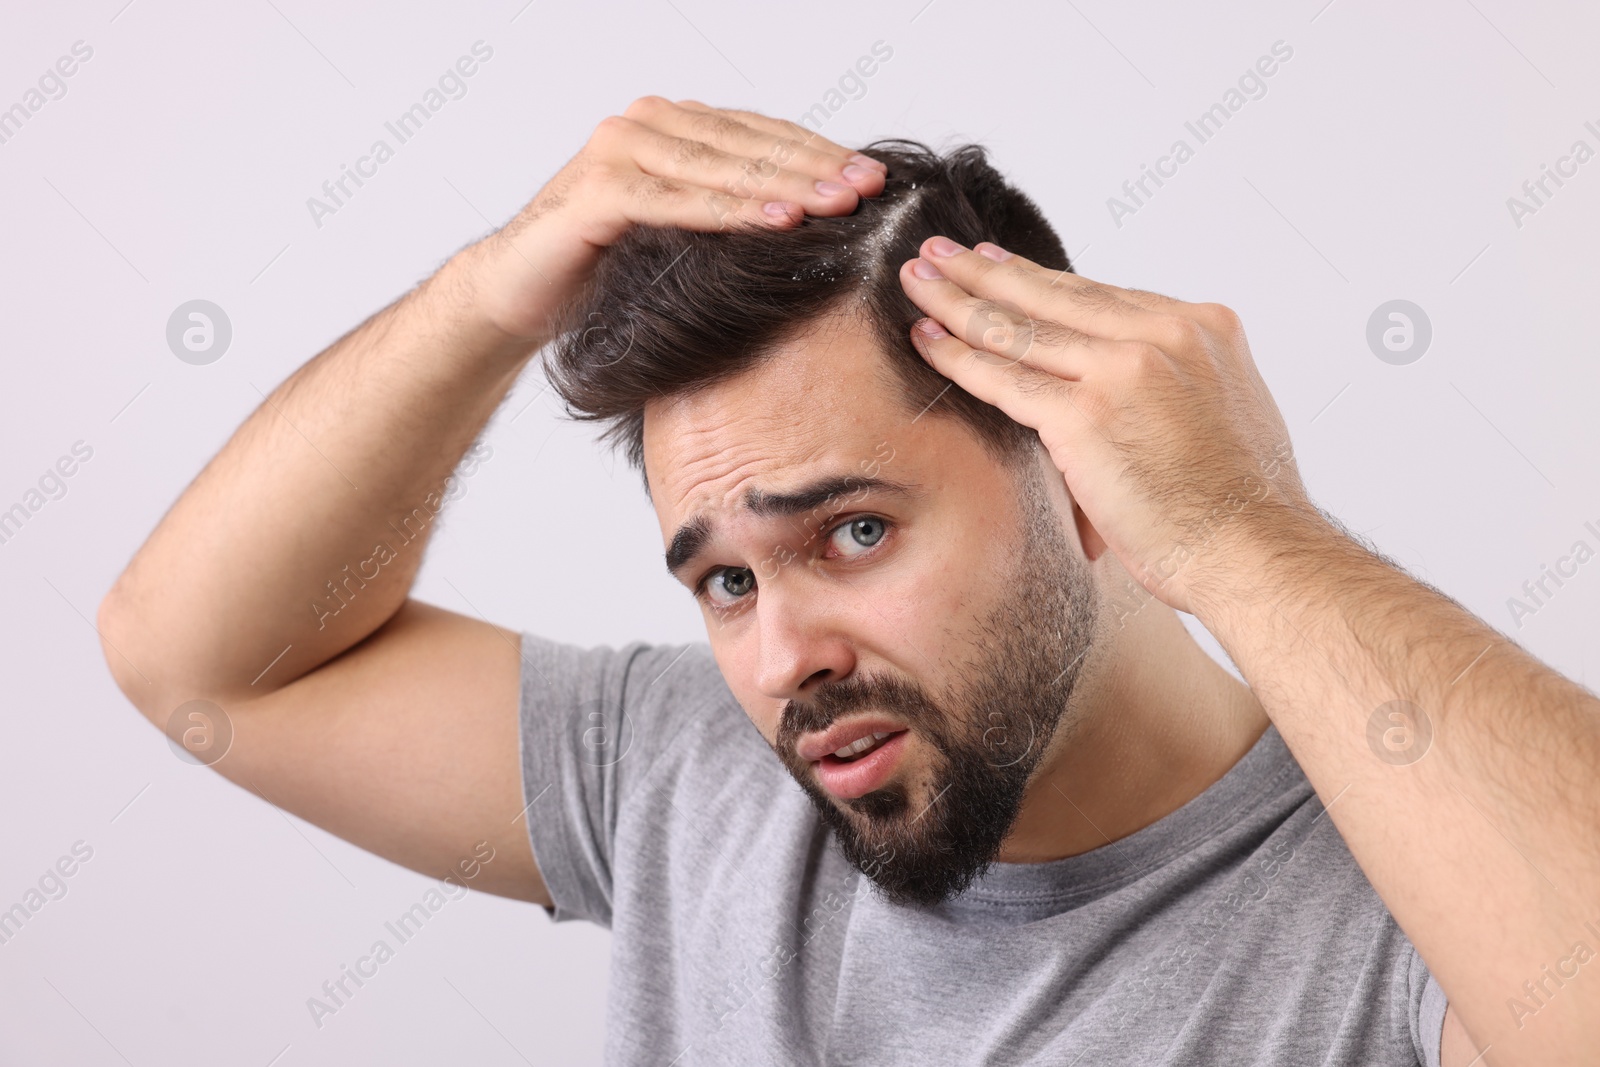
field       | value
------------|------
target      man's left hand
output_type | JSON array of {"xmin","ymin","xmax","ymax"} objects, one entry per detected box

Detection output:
[{"xmin": 900, "ymin": 236, "xmax": 1318, "ymax": 615}]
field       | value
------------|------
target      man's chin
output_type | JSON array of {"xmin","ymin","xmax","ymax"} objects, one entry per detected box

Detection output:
[
  {"xmin": 807, "ymin": 783, "xmax": 1001, "ymax": 908},
  {"xmin": 842, "ymin": 782, "xmax": 911, "ymax": 820},
  {"xmin": 845, "ymin": 830, "xmax": 997, "ymax": 909}
]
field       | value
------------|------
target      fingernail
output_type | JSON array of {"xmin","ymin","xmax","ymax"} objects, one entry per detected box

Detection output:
[
  {"xmin": 763, "ymin": 200, "xmax": 795, "ymax": 217},
  {"xmin": 915, "ymin": 317, "xmax": 948, "ymax": 337},
  {"xmin": 927, "ymin": 237, "xmax": 964, "ymax": 257},
  {"xmin": 815, "ymin": 180, "xmax": 848, "ymax": 196},
  {"xmin": 849, "ymin": 153, "xmax": 888, "ymax": 171},
  {"xmin": 976, "ymin": 242, "xmax": 1012, "ymax": 261},
  {"xmin": 912, "ymin": 258, "xmax": 943, "ymax": 280},
  {"xmin": 842, "ymin": 164, "xmax": 874, "ymax": 183}
]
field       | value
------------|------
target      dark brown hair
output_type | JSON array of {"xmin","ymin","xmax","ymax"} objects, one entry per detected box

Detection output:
[{"xmin": 540, "ymin": 137, "xmax": 1072, "ymax": 492}]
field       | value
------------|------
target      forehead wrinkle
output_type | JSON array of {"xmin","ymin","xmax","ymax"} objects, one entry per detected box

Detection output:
[
  {"xmin": 661, "ymin": 398, "xmax": 832, "ymax": 504},
  {"xmin": 661, "ymin": 437, "xmax": 861, "ymax": 582},
  {"xmin": 664, "ymin": 471, "xmax": 898, "ymax": 581},
  {"xmin": 648, "ymin": 313, "xmax": 910, "ymax": 581}
]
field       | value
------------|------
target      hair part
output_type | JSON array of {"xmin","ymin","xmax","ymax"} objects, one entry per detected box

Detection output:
[{"xmin": 539, "ymin": 138, "xmax": 1073, "ymax": 495}]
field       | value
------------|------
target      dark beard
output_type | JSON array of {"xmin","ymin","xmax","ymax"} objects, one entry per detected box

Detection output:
[{"xmin": 772, "ymin": 461, "xmax": 1099, "ymax": 907}]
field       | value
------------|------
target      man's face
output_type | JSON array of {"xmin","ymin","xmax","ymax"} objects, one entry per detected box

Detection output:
[{"xmin": 643, "ymin": 313, "xmax": 1100, "ymax": 907}]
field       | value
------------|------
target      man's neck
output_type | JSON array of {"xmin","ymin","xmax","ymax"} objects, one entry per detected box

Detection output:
[{"xmin": 996, "ymin": 598, "xmax": 1270, "ymax": 864}]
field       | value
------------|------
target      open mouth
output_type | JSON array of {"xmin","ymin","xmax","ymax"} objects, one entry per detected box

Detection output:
[
  {"xmin": 824, "ymin": 730, "xmax": 900, "ymax": 763},
  {"xmin": 813, "ymin": 729, "xmax": 910, "ymax": 800}
]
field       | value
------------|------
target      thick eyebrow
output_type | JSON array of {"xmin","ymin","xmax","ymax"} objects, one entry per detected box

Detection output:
[{"xmin": 664, "ymin": 474, "xmax": 922, "ymax": 582}]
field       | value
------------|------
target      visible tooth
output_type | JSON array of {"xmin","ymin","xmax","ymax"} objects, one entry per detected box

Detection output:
[
  {"xmin": 872, "ymin": 731, "xmax": 890, "ymax": 740},
  {"xmin": 833, "ymin": 734, "xmax": 878, "ymax": 758}
]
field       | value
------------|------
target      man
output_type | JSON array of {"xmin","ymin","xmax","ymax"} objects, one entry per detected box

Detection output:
[{"xmin": 98, "ymin": 98, "xmax": 1598, "ymax": 1065}]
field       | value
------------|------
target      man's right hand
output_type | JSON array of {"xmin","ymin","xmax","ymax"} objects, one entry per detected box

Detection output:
[
  {"xmin": 97, "ymin": 98, "xmax": 880, "ymax": 907},
  {"xmin": 460, "ymin": 96, "xmax": 888, "ymax": 344}
]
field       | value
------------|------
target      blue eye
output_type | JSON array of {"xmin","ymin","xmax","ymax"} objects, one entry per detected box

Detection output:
[
  {"xmin": 701, "ymin": 567, "xmax": 755, "ymax": 609},
  {"xmin": 830, "ymin": 516, "xmax": 886, "ymax": 556},
  {"xmin": 694, "ymin": 515, "xmax": 894, "ymax": 612}
]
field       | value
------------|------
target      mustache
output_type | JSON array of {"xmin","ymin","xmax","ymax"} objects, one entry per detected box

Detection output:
[{"xmin": 775, "ymin": 671, "xmax": 946, "ymax": 756}]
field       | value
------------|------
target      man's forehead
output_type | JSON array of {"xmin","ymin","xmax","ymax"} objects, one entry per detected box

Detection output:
[
  {"xmin": 645, "ymin": 402, "xmax": 895, "ymax": 528},
  {"xmin": 660, "ymin": 467, "xmax": 924, "ymax": 581},
  {"xmin": 642, "ymin": 316, "xmax": 904, "ymax": 520}
]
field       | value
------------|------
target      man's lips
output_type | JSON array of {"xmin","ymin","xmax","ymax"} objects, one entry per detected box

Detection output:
[
  {"xmin": 809, "ymin": 728, "xmax": 911, "ymax": 800},
  {"xmin": 796, "ymin": 716, "xmax": 909, "ymax": 763}
]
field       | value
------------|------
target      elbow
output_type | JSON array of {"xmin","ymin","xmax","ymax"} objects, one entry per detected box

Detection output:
[{"xmin": 96, "ymin": 583, "xmax": 160, "ymax": 724}]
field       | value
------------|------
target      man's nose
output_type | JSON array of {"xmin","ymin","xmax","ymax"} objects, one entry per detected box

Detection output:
[{"xmin": 751, "ymin": 585, "xmax": 856, "ymax": 702}]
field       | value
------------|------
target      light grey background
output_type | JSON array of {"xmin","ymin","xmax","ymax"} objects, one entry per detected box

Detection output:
[{"xmin": 2, "ymin": 0, "xmax": 1595, "ymax": 1063}]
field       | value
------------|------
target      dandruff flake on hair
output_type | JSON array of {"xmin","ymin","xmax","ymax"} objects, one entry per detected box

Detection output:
[
  {"xmin": 786, "ymin": 185, "xmax": 926, "ymax": 289},
  {"xmin": 848, "ymin": 185, "xmax": 927, "ymax": 297},
  {"xmin": 793, "ymin": 260, "xmax": 843, "ymax": 283},
  {"xmin": 856, "ymin": 186, "xmax": 924, "ymax": 264}
]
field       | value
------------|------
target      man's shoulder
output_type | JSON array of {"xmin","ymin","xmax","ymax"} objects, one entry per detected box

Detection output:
[
  {"xmin": 518, "ymin": 631, "xmax": 731, "ymax": 720},
  {"xmin": 516, "ymin": 630, "xmax": 783, "ymax": 803},
  {"xmin": 515, "ymin": 630, "xmax": 816, "ymax": 927}
]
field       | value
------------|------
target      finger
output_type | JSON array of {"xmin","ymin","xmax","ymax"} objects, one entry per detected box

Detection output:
[
  {"xmin": 622, "ymin": 97, "xmax": 883, "ymax": 202},
  {"xmin": 897, "ymin": 256, "xmax": 1120, "ymax": 381},
  {"xmin": 968, "ymin": 241, "xmax": 1193, "ymax": 317},
  {"xmin": 907, "ymin": 317, "xmax": 1097, "ymax": 445},
  {"xmin": 598, "ymin": 168, "xmax": 806, "ymax": 234},
  {"xmin": 910, "ymin": 238, "xmax": 1171, "ymax": 345},
  {"xmin": 670, "ymin": 99, "xmax": 887, "ymax": 176},
  {"xmin": 605, "ymin": 116, "xmax": 868, "ymax": 219}
]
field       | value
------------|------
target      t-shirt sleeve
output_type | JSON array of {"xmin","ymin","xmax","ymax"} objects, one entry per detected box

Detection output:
[
  {"xmin": 515, "ymin": 630, "xmax": 710, "ymax": 928},
  {"xmin": 1405, "ymin": 944, "xmax": 1450, "ymax": 1067}
]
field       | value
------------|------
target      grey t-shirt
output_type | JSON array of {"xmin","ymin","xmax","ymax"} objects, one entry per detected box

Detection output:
[{"xmin": 517, "ymin": 632, "xmax": 1449, "ymax": 1066}]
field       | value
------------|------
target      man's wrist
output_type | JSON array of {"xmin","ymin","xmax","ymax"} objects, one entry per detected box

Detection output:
[
  {"xmin": 428, "ymin": 245, "xmax": 550, "ymax": 369},
  {"xmin": 1187, "ymin": 501, "xmax": 1362, "ymax": 638}
]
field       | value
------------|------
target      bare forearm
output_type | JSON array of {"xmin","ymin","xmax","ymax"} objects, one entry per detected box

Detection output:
[
  {"xmin": 100, "ymin": 247, "xmax": 537, "ymax": 711},
  {"xmin": 1196, "ymin": 514, "xmax": 1600, "ymax": 1065},
  {"xmin": 96, "ymin": 98, "xmax": 889, "ymax": 716}
]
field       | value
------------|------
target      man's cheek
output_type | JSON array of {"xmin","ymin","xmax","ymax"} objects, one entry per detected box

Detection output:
[{"xmin": 875, "ymin": 582, "xmax": 961, "ymax": 673}]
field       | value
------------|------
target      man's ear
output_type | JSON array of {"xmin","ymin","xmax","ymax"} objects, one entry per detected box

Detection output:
[
  {"xmin": 1072, "ymin": 498, "xmax": 1109, "ymax": 563},
  {"xmin": 1027, "ymin": 442, "xmax": 1108, "ymax": 562}
]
